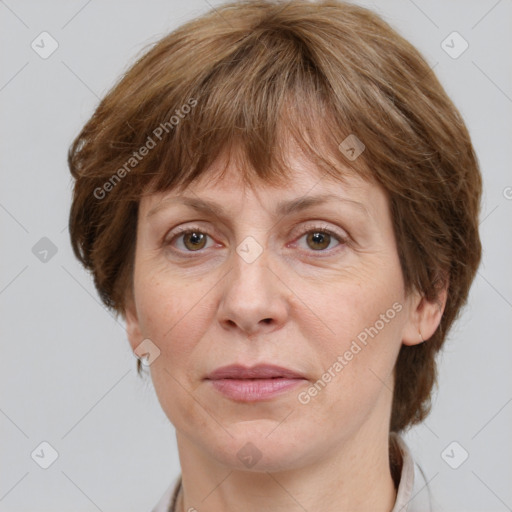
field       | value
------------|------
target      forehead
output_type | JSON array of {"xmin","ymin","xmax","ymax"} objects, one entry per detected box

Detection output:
[{"xmin": 140, "ymin": 144, "xmax": 377, "ymax": 217}]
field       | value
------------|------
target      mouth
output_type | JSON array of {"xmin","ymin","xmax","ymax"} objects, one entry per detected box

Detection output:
[{"xmin": 205, "ymin": 364, "xmax": 306, "ymax": 402}]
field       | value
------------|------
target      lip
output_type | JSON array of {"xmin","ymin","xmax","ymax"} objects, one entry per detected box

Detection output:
[
  {"xmin": 205, "ymin": 364, "xmax": 306, "ymax": 402},
  {"xmin": 206, "ymin": 364, "xmax": 305, "ymax": 380}
]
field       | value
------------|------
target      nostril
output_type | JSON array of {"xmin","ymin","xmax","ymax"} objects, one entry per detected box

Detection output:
[{"xmin": 262, "ymin": 318, "xmax": 272, "ymax": 324}]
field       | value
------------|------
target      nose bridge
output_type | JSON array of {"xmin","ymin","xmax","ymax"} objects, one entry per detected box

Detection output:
[
  {"xmin": 218, "ymin": 237, "xmax": 288, "ymax": 335},
  {"xmin": 228, "ymin": 240, "xmax": 274, "ymax": 308}
]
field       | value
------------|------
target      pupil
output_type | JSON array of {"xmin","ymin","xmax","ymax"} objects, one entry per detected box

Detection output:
[
  {"xmin": 309, "ymin": 232, "xmax": 329, "ymax": 250},
  {"xmin": 186, "ymin": 232, "xmax": 205, "ymax": 250},
  {"xmin": 190, "ymin": 233, "xmax": 202, "ymax": 244}
]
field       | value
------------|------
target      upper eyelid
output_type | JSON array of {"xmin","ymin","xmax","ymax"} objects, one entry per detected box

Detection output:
[{"xmin": 166, "ymin": 220, "xmax": 347, "ymax": 238}]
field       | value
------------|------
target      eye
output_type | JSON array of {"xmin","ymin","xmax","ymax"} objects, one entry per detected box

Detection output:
[
  {"xmin": 164, "ymin": 223, "xmax": 348, "ymax": 258},
  {"xmin": 166, "ymin": 227, "xmax": 216, "ymax": 253},
  {"xmin": 293, "ymin": 225, "xmax": 347, "ymax": 253}
]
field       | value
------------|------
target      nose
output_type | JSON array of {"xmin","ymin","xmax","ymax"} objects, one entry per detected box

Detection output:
[{"xmin": 217, "ymin": 245, "xmax": 289, "ymax": 338}]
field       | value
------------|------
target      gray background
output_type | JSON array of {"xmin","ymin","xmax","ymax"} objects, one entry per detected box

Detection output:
[{"xmin": 1, "ymin": 0, "xmax": 511, "ymax": 510}]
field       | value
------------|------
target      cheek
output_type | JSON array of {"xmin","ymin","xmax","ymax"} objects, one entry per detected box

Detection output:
[
  {"xmin": 304, "ymin": 259, "xmax": 405, "ymax": 351},
  {"xmin": 295, "ymin": 261, "xmax": 405, "ymax": 410},
  {"xmin": 133, "ymin": 270, "xmax": 218, "ymax": 426},
  {"xmin": 133, "ymin": 267, "xmax": 214, "ymax": 364}
]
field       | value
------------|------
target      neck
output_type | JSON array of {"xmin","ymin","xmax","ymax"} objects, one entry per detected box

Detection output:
[{"xmin": 175, "ymin": 425, "xmax": 398, "ymax": 512}]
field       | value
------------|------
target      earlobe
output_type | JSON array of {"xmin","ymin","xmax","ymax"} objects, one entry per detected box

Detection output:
[{"xmin": 402, "ymin": 284, "xmax": 448, "ymax": 346}]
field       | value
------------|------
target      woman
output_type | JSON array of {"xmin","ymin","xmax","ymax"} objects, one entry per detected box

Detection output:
[{"xmin": 67, "ymin": 1, "xmax": 482, "ymax": 510}]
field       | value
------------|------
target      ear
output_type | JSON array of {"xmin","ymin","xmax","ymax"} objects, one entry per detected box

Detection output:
[
  {"xmin": 401, "ymin": 281, "xmax": 448, "ymax": 346},
  {"xmin": 124, "ymin": 296, "xmax": 144, "ymax": 352}
]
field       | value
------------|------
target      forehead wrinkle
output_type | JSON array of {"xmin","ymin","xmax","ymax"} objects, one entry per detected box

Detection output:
[{"xmin": 146, "ymin": 192, "xmax": 370, "ymax": 221}]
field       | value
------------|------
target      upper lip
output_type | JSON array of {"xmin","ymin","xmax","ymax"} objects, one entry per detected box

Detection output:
[{"xmin": 206, "ymin": 364, "xmax": 305, "ymax": 380}]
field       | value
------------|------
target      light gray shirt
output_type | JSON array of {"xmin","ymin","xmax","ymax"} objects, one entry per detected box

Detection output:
[{"xmin": 151, "ymin": 434, "xmax": 435, "ymax": 512}]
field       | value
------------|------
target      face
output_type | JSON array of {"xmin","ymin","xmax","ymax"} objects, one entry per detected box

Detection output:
[{"xmin": 126, "ymin": 145, "xmax": 426, "ymax": 471}]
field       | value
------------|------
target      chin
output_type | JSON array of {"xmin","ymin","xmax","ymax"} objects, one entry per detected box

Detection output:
[{"xmin": 201, "ymin": 424, "xmax": 318, "ymax": 473}]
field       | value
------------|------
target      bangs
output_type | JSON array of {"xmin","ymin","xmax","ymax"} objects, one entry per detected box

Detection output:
[{"xmin": 124, "ymin": 26, "xmax": 367, "ymax": 200}]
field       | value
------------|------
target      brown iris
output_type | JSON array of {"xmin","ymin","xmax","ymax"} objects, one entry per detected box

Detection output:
[
  {"xmin": 307, "ymin": 231, "xmax": 331, "ymax": 250},
  {"xmin": 183, "ymin": 231, "xmax": 207, "ymax": 251}
]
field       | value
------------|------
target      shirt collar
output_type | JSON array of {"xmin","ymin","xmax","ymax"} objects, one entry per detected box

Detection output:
[{"xmin": 391, "ymin": 433, "xmax": 433, "ymax": 512}]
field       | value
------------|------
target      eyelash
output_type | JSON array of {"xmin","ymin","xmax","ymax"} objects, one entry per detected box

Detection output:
[{"xmin": 164, "ymin": 224, "xmax": 348, "ymax": 258}]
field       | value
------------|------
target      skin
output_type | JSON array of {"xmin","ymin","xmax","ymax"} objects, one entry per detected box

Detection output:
[{"xmin": 125, "ymin": 143, "xmax": 446, "ymax": 512}]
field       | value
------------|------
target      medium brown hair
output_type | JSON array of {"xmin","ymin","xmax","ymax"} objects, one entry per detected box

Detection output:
[{"xmin": 68, "ymin": 0, "xmax": 482, "ymax": 432}]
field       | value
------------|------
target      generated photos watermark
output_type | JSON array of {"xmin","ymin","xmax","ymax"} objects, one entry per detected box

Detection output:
[
  {"xmin": 93, "ymin": 98, "xmax": 198, "ymax": 200},
  {"xmin": 298, "ymin": 301, "xmax": 403, "ymax": 404}
]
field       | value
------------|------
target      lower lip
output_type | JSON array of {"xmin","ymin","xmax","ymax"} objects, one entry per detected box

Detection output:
[{"xmin": 207, "ymin": 378, "xmax": 304, "ymax": 401}]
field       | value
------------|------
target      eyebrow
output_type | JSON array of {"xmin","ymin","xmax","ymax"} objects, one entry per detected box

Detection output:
[{"xmin": 147, "ymin": 193, "xmax": 369, "ymax": 219}]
